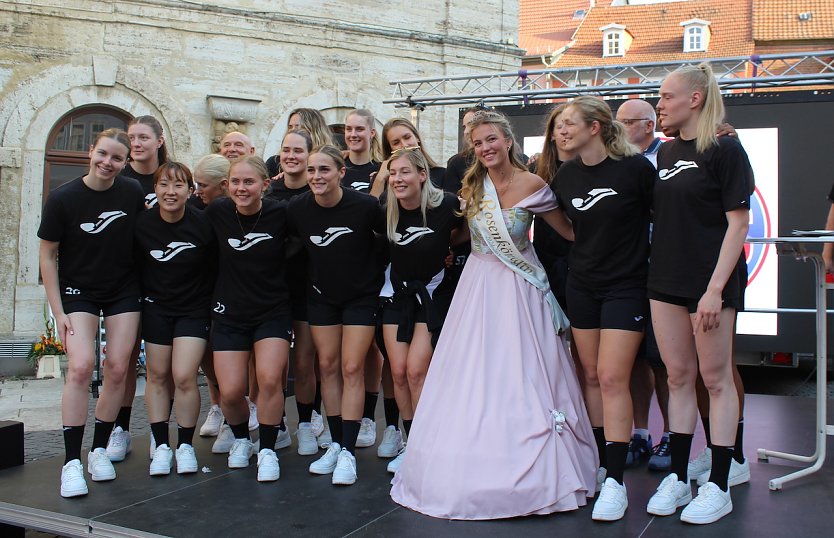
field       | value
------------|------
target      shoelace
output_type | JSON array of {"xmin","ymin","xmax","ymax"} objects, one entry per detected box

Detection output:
[
  {"xmin": 691, "ymin": 484, "xmax": 719, "ymax": 506},
  {"xmin": 653, "ymin": 440, "xmax": 671, "ymax": 456}
]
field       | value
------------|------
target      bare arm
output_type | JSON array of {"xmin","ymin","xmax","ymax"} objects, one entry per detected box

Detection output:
[
  {"xmin": 538, "ymin": 208, "xmax": 574, "ymax": 242},
  {"xmin": 823, "ymin": 203, "xmax": 834, "ymax": 273},
  {"xmin": 39, "ymin": 240, "xmax": 73, "ymax": 343},
  {"xmin": 369, "ymin": 159, "xmax": 391, "ymax": 198}
]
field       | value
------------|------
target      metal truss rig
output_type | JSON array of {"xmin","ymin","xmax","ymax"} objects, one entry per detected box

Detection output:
[{"xmin": 385, "ymin": 50, "xmax": 834, "ymax": 108}]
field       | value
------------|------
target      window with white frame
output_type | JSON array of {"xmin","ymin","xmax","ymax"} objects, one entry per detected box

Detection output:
[
  {"xmin": 605, "ymin": 31, "xmax": 621, "ymax": 56},
  {"xmin": 681, "ymin": 19, "xmax": 710, "ymax": 53}
]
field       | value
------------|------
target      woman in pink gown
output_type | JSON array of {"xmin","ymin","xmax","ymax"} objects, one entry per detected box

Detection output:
[{"xmin": 390, "ymin": 110, "xmax": 598, "ymax": 520}]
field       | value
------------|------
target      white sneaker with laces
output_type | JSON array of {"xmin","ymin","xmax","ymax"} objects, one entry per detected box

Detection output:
[
  {"xmin": 356, "ymin": 418, "xmax": 376, "ymax": 448},
  {"xmin": 332, "ymin": 448, "xmax": 358, "ymax": 485},
  {"xmin": 257, "ymin": 448, "xmax": 280, "ymax": 482},
  {"xmin": 175, "ymin": 444, "xmax": 198, "ymax": 474},
  {"xmin": 275, "ymin": 425, "xmax": 291, "ymax": 450},
  {"xmin": 595, "ymin": 467, "xmax": 607, "ymax": 494},
  {"xmin": 105, "ymin": 426, "xmax": 131, "ymax": 462},
  {"xmin": 212, "ymin": 424, "xmax": 234, "ymax": 454},
  {"xmin": 60, "ymin": 459, "xmax": 88, "ymax": 498},
  {"xmin": 296, "ymin": 423, "xmax": 319, "ymax": 455},
  {"xmin": 317, "ymin": 426, "xmax": 332, "ymax": 449},
  {"xmin": 311, "ymin": 411, "xmax": 325, "ymax": 437},
  {"xmin": 377, "ymin": 426, "xmax": 404, "ymax": 458},
  {"xmin": 387, "ymin": 446, "xmax": 406, "ymax": 474},
  {"xmin": 309, "ymin": 442, "xmax": 341, "ymax": 475},
  {"xmin": 247, "ymin": 398, "xmax": 259, "ymax": 431},
  {"xmin": 149, "ymin": 444, "xmax": 173, "ymax": 476},
  {"xmin": 199, "ymin": 405, "xmax": 224, "ymax": 437},
  {"xmin": 647, "ymin": 473, "xmax": 692, "ymax": 516},
  {"xmin": 88, "ymin": 447, "xmax": 116, "ymax": 481},
  {"xmin": 696, "ymin": 457, "xmax": 751, "ymax": 487},
  {"xmin": 687, "ymin": 447, "xmax": 712, "ymax": 483},
  {"xmin": 149, "ymin": 434, "xmax": 156, "ymax": 461},
  {"xmin": 680, "ymin": 482, "xmax": 732, "ymax": 524},
  {"xmin": 592, "ymin": 478, "xmax": 628, "ymax": 521},
  {"xmin": 228, "ymin": 438, "xmax": 255, "ymax": 468}
]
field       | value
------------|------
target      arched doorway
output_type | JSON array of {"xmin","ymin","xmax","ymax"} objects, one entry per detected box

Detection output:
[{"xmin": 43, "ymin": 105, "xmax": 132, "ymax": 200}]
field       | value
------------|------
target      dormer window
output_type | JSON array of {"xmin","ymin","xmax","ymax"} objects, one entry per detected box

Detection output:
[
  {"xmin": 680, "ymin": 18, "xmax": 711, "ymax": 53},
  {"xmin": 599, "ymin": 23, "xmax": 630, "ymax": 58}
]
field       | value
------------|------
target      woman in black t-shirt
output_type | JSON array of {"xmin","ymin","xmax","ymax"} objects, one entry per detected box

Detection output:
[
  {"xmin": 286, "ymin": 145, "xmax": 385, "ymax": 486},
  {"xmin": 342, "ymin": 109, "xmax": 382, "ymax": 193},
  {"xmin": 38, "ymin": 129, "xmax": 144, "ymax": 498},
  {"xmin": 135, "ymin": 162, "xmax": 214, "ymax": 476},
  {"xmin": 645, "ymin": 64, "xmax": 752, "ymax": 525},
  {"xmin": 266, "ymin": 108, "xmax": 335, "ymax": 179},
  {"xmin": 554, "ymin": 96, "xmax": 656, "ymax": 522},
  {"xmin": 205, "ymin": 155, "xmax": 292, "ymax": 482},
  {"xmin": 369, "ymin": 118, "xmax": 446, "ymax": 196},
  {"xmin": 124, "ymin": 116, "xmax": 168, "ymax": 207}
]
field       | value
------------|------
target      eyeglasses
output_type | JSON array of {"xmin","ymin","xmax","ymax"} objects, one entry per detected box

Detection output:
[{"xmin": 618, "ymin": 118, "xmax": 651, "ymax": 126}]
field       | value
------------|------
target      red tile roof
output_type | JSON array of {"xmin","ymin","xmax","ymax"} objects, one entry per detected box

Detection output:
[
  {"xmin": 753, "ymin": 0, "xmax": 834, "ymax": 41},
  {"xmin": 519, "ymin": 0, "xmax": 592, "ymax": 57}
]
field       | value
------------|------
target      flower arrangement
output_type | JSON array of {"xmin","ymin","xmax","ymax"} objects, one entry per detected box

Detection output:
[{"xmin": 28, "ymin": 308, "xmax": 65, "ymax": 366}]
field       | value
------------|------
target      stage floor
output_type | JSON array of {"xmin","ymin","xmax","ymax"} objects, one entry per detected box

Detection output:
[{"xmin": 1, "ymin": 393, "xmax": 832, "ymax": 537}]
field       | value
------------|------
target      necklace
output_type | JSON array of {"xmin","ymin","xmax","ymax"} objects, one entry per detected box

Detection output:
[
  {"xmin": 496, "ymin": 168, "xmax": 516, "ymax": 196},
  {"xmin": 236, "ymin": 205, "xmax": 263, "ymax": 237}
]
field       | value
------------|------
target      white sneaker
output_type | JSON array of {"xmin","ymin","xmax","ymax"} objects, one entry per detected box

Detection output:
[
  {"xmin": 247, "ymin": 398, "xmax": 259, "ymax": 431},
  {"xmin": 311, "ymin": 411, "xmax": 325, "ymax": 437},
  {"xmin": 257, "ymin": 448, "xmax": 280, "ymax": 482},
  {"xmin": 688, "ymin": 447, "xmax": 712, "ymax": 483},
  {"xmin": 105, "ymin": 426, "xmax": 131, "ymax": 462},
  {"xmin": 387, "ymin": 446, "xmax": 406, "ymax": 474},
  {"xmin": 228, "ymin": 438, "xmax": 255, "ymax": 469},
  {"xmin": 332, "ymin": 448, "xmax": 357, "ymax": 485},
  {"xmin": 149, "ymin": 444, "xmax": 173, "ymax": 476},
  {"xmin": 317, "ymin": 426, "xmax": 332, "ymax": 449},
  {"xmin": 175, "ymin": 444, "xmax": 198, "ymax": 474},
  {"xmin": 592, "ymin": 478, "xmax": 628, "ymax": 521},
  {"xmin": 212, "ymin": 425, "xmax": 234, "ymax": 454},
  {"xmin": 647, "ymin": 473, "xmax": 692, "ymax": 516},
  {"xmin": 275, "ymin": 426, "xmax": 292, "ymax": 450},
  {"xmin": 680, "ymin": 482, "xmax": 733, "ymax": 524},
  {"xmin": 377, "ymin": 426, "xmax": 404, "ymax": 458},
  {"xmin": 309, "ymin": 443, "xmax": 341, "ymax": 475},
  {"xmin": 149, "ymin": 434, "xmax": 156, "ymax": 461},
  {"xmin": 356, "ymin": 418, "xmax": 376, "ymax": 448},
  {"xmin": 199, "ymin": 405, "xmax": 224, "ymax": 437},
  {"xmin": 297, "ymin": 423, "xmax": 319, "ymax": 456},
  {"xmin": 87, "ymin": 448, "xmax": 116, "ymax": 481},
  {"xmin": 595, "ymin": 467, "xmax": 607, "ymax": 494},
  {"xmin": 696, "ymin": 457, "xmax": 751, "ymax": 487},
  {"xmin": 60, "ymin": 459, "xmax": 88, "ymax": 498}
]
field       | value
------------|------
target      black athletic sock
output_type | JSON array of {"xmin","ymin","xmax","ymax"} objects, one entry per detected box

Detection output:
[
  {"xmin": 363, "ymin": 391, "xmax": 379, "ymax": 421},
  {"xmin": 670, "ymin": 432, "xmax": 694, "ymax": 481},
  {"xmin": 327, "ymin": 415, "xmax": 343, "ymax": 447},
  {"xmin": 383, "ymin": 397, "xmax": 400, "ymax": 429},
  {"xmin": 92, "ymin": 418, "xmax": 115, "ymax": 450},
  {"xmin": 314, "ymin": 383, "xmax": 322, "ymax": 413},
  {"xmin": 342, "ymin": 419, "xmax": 361, "ymax": 455},
  {"xmin": 734, "ymin": 419, "xmax": 745, "ymax": 463},
  {"xmin": 279, "ymin": 416, "xmax": 287, "ymax": 430},
  {"xmin": 402, "ymin": 419, "xmax": 413, "ymax": 438},
  {"xmin": 150, "ymin": 421, "xmax": 169, "ymax": 448},
  {"xmin": 229, "ymin": 421, "xmax": 249, "ymax": 440},
  {"xmin": 709, "ymin": 445, "xmax": 734, "ymax": 491},
  {"xmin": 115, "ymin": 406, "xmax": 132, "ymax": 431},
  {"xmin": 592, "ymin": 427, "xmax": 607, "ymax": 469},
  {"xmin": 259, "ymin": 423, "xmax": 279, "ymax": 451},
  {"xmin": 297, "ymin": 401, "xmax": 314, "ymax": 423},
  {"xmin": 177, "ymin": 425, "xmax": 195, "ymax": 448},
  {"xmin": 605, "ymin": 442, "xmax": 629, "ymax": 485},
  {"xmin": 701, "ymin": 416, "xmax": 712, "ymax": 448},
  {"xmin": 63, "ymin": 425, "xmax": 85, "ymax": 464}
]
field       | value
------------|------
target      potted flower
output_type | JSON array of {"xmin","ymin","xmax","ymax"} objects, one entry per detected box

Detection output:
[{"xmin": 28, "ymin": 308, "xmax": 66, "ymax": 379}]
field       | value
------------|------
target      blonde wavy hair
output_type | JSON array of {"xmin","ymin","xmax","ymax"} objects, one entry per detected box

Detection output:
[
  {"xmin": 346, "ymin": 109, "xmax": 383, "ymax": 163},
  {"xmin": 385, "ymin": 147, "xmax": 445, "ymax": 242}
]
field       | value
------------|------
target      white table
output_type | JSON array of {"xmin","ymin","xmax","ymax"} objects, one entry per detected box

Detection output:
[{"xmin": 747, "ymin": 236, "xmax": 834, "ymax": 490}]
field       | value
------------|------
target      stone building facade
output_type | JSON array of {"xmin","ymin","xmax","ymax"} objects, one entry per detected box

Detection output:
[{"xmin": 0, "ymin": 0, "xmax": 522, "ymax": 341}]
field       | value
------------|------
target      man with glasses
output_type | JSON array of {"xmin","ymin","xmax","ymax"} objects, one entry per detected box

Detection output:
[{"xmin": 616, "ymin": 99, "xmax": 662, "ymax": 166}]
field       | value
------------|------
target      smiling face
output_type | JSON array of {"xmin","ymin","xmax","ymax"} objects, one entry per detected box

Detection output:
[
  {"xmin": 657, "ymin": 73, "xmax": 700, "ymax": 134},
  {"xmin": 344, "ymin": 113, "xmax": 374, "ymax": 154},
  {"xmin": 471, "ymin": 123, "xmax": 511, "ymax": 169},
  {"xmin": 557, "ymin": 106, "xmax": 597, "ymax": 153},
  {"xmin": 307, "ymin": 152, "xmax": 345, "ymax": 198},
  {"xmin": 88, "ymin": 137, "xmax": 129, "ymax": 182},
  {"xmin": 128, "ymin": 123, "xmax": 163, "ymax": 164},
  {"xmin": 388, "ymin": 153, "xmax": 426, "ymax": 207},
  {"xmin": 155, "ymin": 170, "xmax": 192, "ymax": 215},
  {"xmin": 220, "ymin": 132, "xmax": 254, "ymax": 160},
  {"xmin": 279, "ymin": 132, "xmax": 310, "ymax": 176},
  {"xmin": 228, "ymin": 161, "xmax": 267, "ymax": 214},
  {"xmin": 386, "ymin": 124, "xmax": 419, "ymax": 152}
]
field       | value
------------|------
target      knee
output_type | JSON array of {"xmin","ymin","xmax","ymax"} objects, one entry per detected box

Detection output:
[
  {"xmin": 390, "ymin": 364, "xmax": 408, "ymax": 387},
  {"xmin": 102, "ymin": 360, "xmax": 129, "ymax": 384},
  {"xmin": 256, "ymin": 376, "xmax": 282, "ymax": 396},
  {"xmin": 66, "ymin": 357, "xmax": 94, "ymax": 387},
  {"xmin": 597, "ymin": 371, "xmax": 627, "ymax": 395},
  {"xmin": 318, "ymin": 356, "xmax": 340, "ymax": 378},
  {"xmin": 406, "ymin": 364, "xmax": 427, "ymax": 387},
  {"xmin": 665, "ymin": 368, "xmax": 694, "ymax": 392},
  {"xmin": 341, "ymin": 360, "xmax": 363, "ymax": 381},
  {"xmin": 582, "ymin": 369, "xmax": 600, "ymax": 388},
  {"xmin": 173, "ymin": 374, "xmax": 196, "ymax": 394},
  {"xmin": 220, "ymin": 390, "xmax": 244, "ymax": 409},
  {"xmin": 700, "ymin": 370, "xmax": 733, "ymax": 398},
  {"xmin": 147, "ymin": 367, "xmax": 170, "ymax": 387}
]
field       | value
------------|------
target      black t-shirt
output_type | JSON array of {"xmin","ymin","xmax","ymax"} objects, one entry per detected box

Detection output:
[
  {"xmin": 38, "ymin": 176, "xmax": 145, "ymax": 302},
  {"xmin": 286, "ymin": 188, "xmax": 385, "ymax": 304},
  {"xmin": 206, "ymin": 197, "xmax": 289, "ymax": 325},
  {"xmin": 342, "ymin": 158, "xmax": 381, "ymax": 193},
  {"xmin": 135, "ymin": 206, "xmax": 215, "ymax": 317},
  {"xmin": 265, "ymin": 179, "xmax": 311, "ymax": 292},
  {"xmin": 649, "ymin": 136, "xmax": 753, "ymax": 298},
  {"xmin": 443, "ymin": 151, "xmax": 473, "ymax": 195},
  {"xmin": 556, "ymin": 154, "xmax": 656, "ymax": 288},
  {"xmin": 265, "ymin": 155, "xmax": 281, "ymax": 180},
  {"xmin": 122, "ymin": 163, "xmax": 158, "ymax": 207},
  {"xmin": 531, "ymin": 159, "xmax": 573, "ymax": 298},
  {"xmin": 828, "ymin": 180, "xmax": 834, "ymax": 203},
  {"xmin": 187, "ymin": 195, "xmax": 207, "ymax": 210},
  {"xmin": 389, "ymin": 193, "xmax": 464, "ymax": 284},
  {"xmin": 266, "ymin": 178, "xmax": 310, "ymax": 203}
]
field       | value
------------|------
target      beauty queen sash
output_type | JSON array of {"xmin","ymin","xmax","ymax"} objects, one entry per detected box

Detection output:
[{"xmin": 473, "ymin": 174, "xmax": 570, "ymax": 334}]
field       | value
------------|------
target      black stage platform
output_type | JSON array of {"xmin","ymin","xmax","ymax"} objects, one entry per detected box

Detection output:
[{"xmin": 1, "ymin": 393, "xmax": 831, "ymax": 537}]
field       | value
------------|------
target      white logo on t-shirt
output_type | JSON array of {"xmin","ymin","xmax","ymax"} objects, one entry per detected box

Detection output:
[
  {"xmin": 658, "ymin": 160, "xmax": 698, "ymax": 181},
  {"xmin": 350, "ymin": 181, "xmax": 370, "ymax": 191},
  {"xmin": 145, "ymin": 193, "xmax": 158, "ymax": 207},
  {"xmin": 80, "ymin": 211, "xmax": 127, "ymax": 234},
  {"xmin": 228, "ymin": 232, "xmax": 273, "ymax": 251},
  {"xmin": 395, "ymin": 226, "xmax": 434, "ymax": 245},
  {"xmin": 310, "ymin": 227, "xmax": 353, "ymax": 246},
  {"xmin": 150, "ymin": 241, "xmax": 197, "ymax": 261},
  {"xmin": 572, "ymin": 188, "xmax": 618, "ymax": 211}
]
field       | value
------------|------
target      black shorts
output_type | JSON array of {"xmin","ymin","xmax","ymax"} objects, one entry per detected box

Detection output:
[
  {"xmin": 211, "ymin": 316, "xmax": 293, "ymax": 352},
  {"xmin": 307, "ymin": 294, "xmax": 378, "ymax": 327},
  {"xmin": 636, "ymin": 312, "xmax": 664, "ymax": 369},
  {"xmin": 63, "ymin": 295, "xmax": 142, "ymax": 317},
  {"xmin": 648, "ymin": 290, "xmax": 743, "ymax": 315},
  {"xmin": 380, "ymin": 296, "xmax": 427, "ymax": 325},
  {"xmin": 141, "ymin": 308, "xmax": 210, "ymax": 346},
  {"xmin": 566, "ymin": 278, "xmax": 648, "ymax": 332}
]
